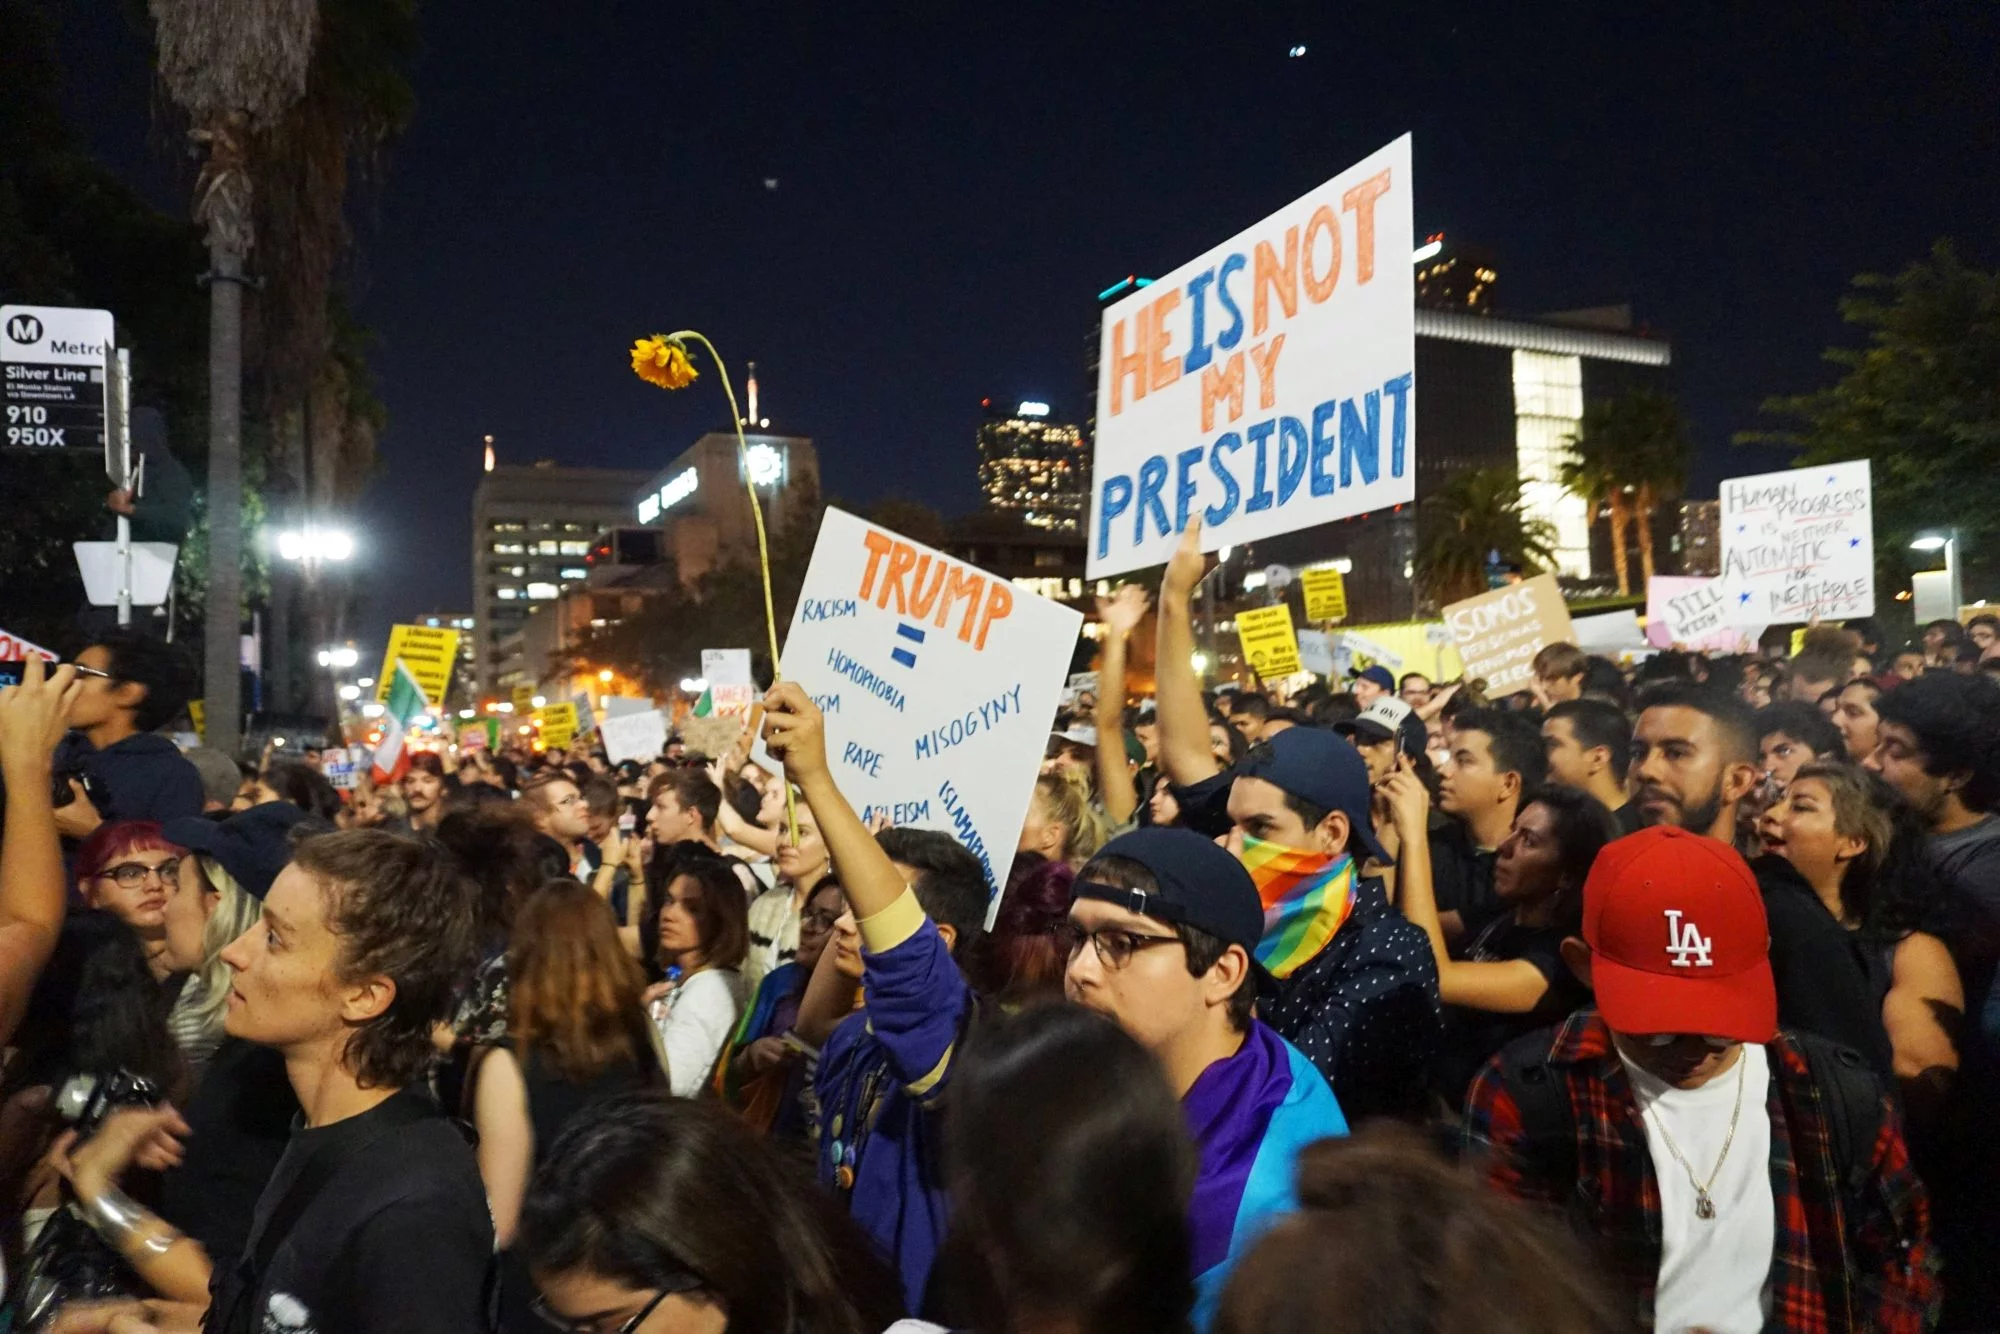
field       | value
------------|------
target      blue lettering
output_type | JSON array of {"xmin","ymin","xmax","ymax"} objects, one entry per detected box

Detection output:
[
  {"xmin": 1173, "ymin": 446, "xmax": 1205, "ymax": 533},
  {"xmin": 1215, "ymin": 253, "xmax": 1247, "ymax": 350},
  {"xmin": 1182, "ymin": 269, "xmax": 1216, "ymax": 374},
  {"xmin": 1135, "ymin": 455, "xmax": 1170, "ymax": 543},
  {"xmin": 842, "ymin": 740, "xmax": 884, "ymax": 779},
  {"xmin": 939, "ymin": 779, "xmax": 998, "ymax": 891},
  {"xmin": 801, "ymin": 598, "xmax": 858, "ymax": 621},
  {"xmin": 1206, "ymin": 433, "xmax": 1242, "ymax": 526},
  {"xmin": 1309, "ymin": 399, "xmax": 1337, "ymax": 497},
  {"xmin": 1383, "ymin": 372, "xmax": 1412, "ymax": 476},
  {"xmin": 1097, "ymin": 475, "xmax": 1133, "ymax": 559},
  {"xmin": 1340, "ymin": 390, "xmax": 1381, "ymax": 488},
  {"xmin": 812, "ymin": 693, "xmax": 841, "ymax": 714},
  {"xmin": 824, "ymin": 648, "xmax": 908, "ymax": 713},
  {"xmin": 1276, "ymin": 416, "xmax": 1308, "ymax": 505},
  {"xmin": 1246, "ymin": 419, "xmax": 1276, "ymax": 513}
]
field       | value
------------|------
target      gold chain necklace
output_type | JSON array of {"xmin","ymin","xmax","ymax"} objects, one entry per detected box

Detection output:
[{"xmin": 1642, "ymin": 1050, "xmax": 1747, "ymax": 1221}]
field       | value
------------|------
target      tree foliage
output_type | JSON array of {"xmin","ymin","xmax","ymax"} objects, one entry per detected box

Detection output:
[
  {"xmin": 1414, "ymin": 467, "xmax": 1558, "ymax": 609},
  {"xmin": 1744, "ymin": 241, "xmax": 2000, "ymax": 589},
  {"xmin": 1561, "ymin": 390, "xmax": 1692, "ymax": 594}
]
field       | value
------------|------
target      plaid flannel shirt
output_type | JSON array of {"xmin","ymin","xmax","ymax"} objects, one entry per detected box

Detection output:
[{"xmin": 1464, "ymin": 1010, "xmax": 1938, "ymax": 1332}]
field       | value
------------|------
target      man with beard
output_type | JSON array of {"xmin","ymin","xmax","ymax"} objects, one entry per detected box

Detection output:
[{"xmin": 1628, "ymin": 683, "xmax": 1890, "ymax": 1072}]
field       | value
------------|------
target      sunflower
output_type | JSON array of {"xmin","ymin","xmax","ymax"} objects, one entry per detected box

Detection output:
[{"xmin": 630, "ymin": 334, "xmax": 699, "ymax": 390}]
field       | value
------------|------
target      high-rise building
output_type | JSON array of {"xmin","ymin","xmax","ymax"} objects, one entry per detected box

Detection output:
[
  {"xmin": 630, "ymin": 430, "xmax": 820, "ymax": 584},
  {"xmin": 976, "ymin": 400, "xmax": 1086, "ymax": 532},
  {"xmin": 1414, "ymin": 233, "xmax": 1498, "ymax": 313},
  {"xmin": 471, "ymin": 460, "xmax": 654, "ymax": 694},
  {"xmin": 1676, "ymin": 500, "xmax": 1720, "ymax": 577}
]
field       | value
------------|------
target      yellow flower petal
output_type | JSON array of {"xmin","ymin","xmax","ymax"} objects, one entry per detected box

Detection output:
[{"xmin": 630, "ymin": 334, "xmax": 699, "ymax": 391}]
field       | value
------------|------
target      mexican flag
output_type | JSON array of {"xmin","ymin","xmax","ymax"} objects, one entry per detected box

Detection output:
[{"xmin": 370, "ymin": 661, "xmax": 429, "ymax": 784}]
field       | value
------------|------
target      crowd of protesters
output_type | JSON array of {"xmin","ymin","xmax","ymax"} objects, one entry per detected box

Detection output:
[{"xmin": 2, "ymin": 575, "xmax": 1999, "ymax": 1332}]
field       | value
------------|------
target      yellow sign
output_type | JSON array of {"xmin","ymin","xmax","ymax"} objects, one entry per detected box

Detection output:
[
  {"xmin": 188, "ymin": 699, "xmax": 205, "ymax": 738},
  {"xmin": 511, "ymin": 684, "xmax": 535, "ymax": 716},
  {"xmin": 374, "ymin": 624, "xmax": 460, "ymax": 708},
  {"xmin": 537, "ymin": 702, "xmax": 579, "ymax": 750},
  {"xmin": 1300, "ymin": 567, "xmax": 1349, "ymax": 622},
  {"xmin": 1789, "ymin": 627, "xmax": 1808, "ymax": 656},
  {"xmin": 1236, "ymin": 605, "xmax": 1302, "ymax": 679}
]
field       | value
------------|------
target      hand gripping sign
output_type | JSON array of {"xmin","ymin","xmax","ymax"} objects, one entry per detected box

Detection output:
[
  {"xmin": 1088, "ymin": 135, "xmax": 1415, "ymax": 578},
  {"xmin": 782, "ymin": 508, "xmax": 1083, "ymax": 919}
]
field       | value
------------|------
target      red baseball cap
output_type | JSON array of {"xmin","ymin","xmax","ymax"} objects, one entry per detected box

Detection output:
[{"xmin": 1582, "ymin": 826, "xmax": 1777, "ymax": 1044}]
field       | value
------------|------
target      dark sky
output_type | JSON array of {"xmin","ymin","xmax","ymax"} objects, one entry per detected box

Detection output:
[{"xmin": 55, "ymin": 1, "xmax": 2000, "ymax": 652}]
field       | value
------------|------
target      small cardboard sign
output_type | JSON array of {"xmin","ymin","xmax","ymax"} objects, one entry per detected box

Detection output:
[
  {"xmin": 600, "ymin": 708, "xmax": 669, "ymax": 765},
  {"xmin": 1236, "ymin": 605, "xmax": 1302, "ymax": 679},
  {"xmin": 701, "ymin": 648, "xmax": 757, "ymax": 716},
  {"xmin": 1296, "ymin": 628, "xmax": 1335, "ymax": 677},
  {"xmin": 1300, "ymin": 567, "xmax": 1349, "ymax": 621},
  {"xmin": 374, "ymin": 624, "xmax": 461, "ymax": 708},
  {"xmin": 1441, "ymin": 574, "xmax": 1573, "ymax": 697},
  {"xmin": 537, "ymin": 701, "xmax": 579, "ymax": 750}
]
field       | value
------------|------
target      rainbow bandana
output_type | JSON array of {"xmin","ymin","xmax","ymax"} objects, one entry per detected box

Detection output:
[{"xmin": 1239, "ymin": 837, "xmax": 1357, "ymax": 979}]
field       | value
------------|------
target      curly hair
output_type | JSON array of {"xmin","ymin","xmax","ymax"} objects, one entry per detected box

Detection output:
[
  {"xmin": 291, "ymin": 830, "xmax": 481, "ymax": 1089},
  {"xmin": 1872, "ymin": 670, "xmax": 2000, "ymax": 811}
]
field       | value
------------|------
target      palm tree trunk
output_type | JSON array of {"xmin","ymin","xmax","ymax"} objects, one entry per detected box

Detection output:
[
  {"xmin": 1635, "ymin": 484, "xmax": 1659, "ymax": 586},
  {"xmin": 1607, "ymin": 494, "xmax": 1633, "ymax": 597},
  {"xmin": 203, "ymin": 233, "xmax": 245, "ymax": 754}
]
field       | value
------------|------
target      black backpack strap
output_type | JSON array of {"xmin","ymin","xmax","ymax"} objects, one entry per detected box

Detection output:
[
  {"xmin": 1791, "ymin": 1031, "xmax": 1884, "ymax": 1207},
  {"xmin": 1502, "ymin": 1043, "xmax": 1577, "ymax": 1192}
]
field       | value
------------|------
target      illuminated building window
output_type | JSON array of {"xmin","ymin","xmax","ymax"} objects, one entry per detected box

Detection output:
[
  {"xmin": 559, "ymin": 541, "xmax": 592, "ymax": 555},
  {"xmin": 525, "ymin": 581, "xmax": 559, "ymax": 600},
  {"xmin": 537, "ymin": 540, "xmax": 561, "ymax": 554},
  {"xmin": 1511, "ymin": 350, "xmax": 1590, "ymax": 577},
  {"xmin": 560, "ymin": 567, "xmax": 588, "ymax": 580},
  {"xmin": 491, "ymin": 542, "xmax": 523, "ymax": 554},
  {"xmin": 496, "ymin": 587, "xmax": 520, "ymax": 600}
]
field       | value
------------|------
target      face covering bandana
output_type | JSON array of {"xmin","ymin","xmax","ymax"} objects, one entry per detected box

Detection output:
[{"xmin": 1238, "ymin": 835, "xmax": 1356, "ymax": 979}]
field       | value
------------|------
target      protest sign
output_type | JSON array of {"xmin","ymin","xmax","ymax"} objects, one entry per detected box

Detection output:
[
  {"xmin": 1719, "ymin": 460, "xmax": 1873, "ymax": 623},
  {"xmin": 537, "ymin": 701, "xmax": 579, "ymax": 750},
  {"xmin": 602, "ymin": 695, "xmax": 655, "ymax": 719},
  {"xmin": 1236, "ymin": 605, "xmax": 1302, "ymax": 679},
  {"xmin": 322, "ymin": 746, "xmax": 362, "ymax": 791},
  {"xmin": 1061, "ymin": 671, "xmax": 1099, "ymax": 709},
  {"xmin": 780, "ymin": 507, "xmax": 1083, "ymax": 910},
  {"xmin": 1296, "ymin": 628, "xmax": 1335, "ymax": 678},
  {"xmin": 1645, "ymin": 575, "xmax": 1762, "ymax": 651},
  {"xmin": 600, "ymin": 708, "xmax": 669, "ymax": 765},
  {"xmin": 1300, "ymin": 567, "xmax": 1349, "ymax": 621},
  {"xmin": 1442, "ymin": 574, "xmax": 1573, "ymax": 697},
  {"xmin": 0, "ymin": 626, "xmax": 57, "ymax": 662},
  {"xmin": 373, "ymin": 623, "xmax": 459, "ymax": 707},
  {"xmin": 700, "ymin": 648, "xmax": 757, "ymax": 715},
  {"xmin": 1571, "ymin": 609, "xmax": 1647, "ymax": 654},
  {"xmin": 511, "ymin": 685, "xmax": 535, "ymax": 716},
  {"xmin": 1337, "ymin": 630, "xmax": 1404, "ymax": 671},
  {"xmin": 1088, "ymin": 135, "xmax": 1415, "ymax": 577},
  {"xmin": 569, "ymin": 692, "xmax": 598, "ymax": 737}
]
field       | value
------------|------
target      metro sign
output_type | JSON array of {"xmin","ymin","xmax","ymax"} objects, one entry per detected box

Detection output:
[{"xmin": 1, "ymin": 304, "xmax": 113, "ymax": 454}]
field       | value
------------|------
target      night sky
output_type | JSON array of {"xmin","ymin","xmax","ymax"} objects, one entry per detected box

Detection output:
[{"xmin": 53, "ymin": 2, "xmax": 2000, "ymax": 653}]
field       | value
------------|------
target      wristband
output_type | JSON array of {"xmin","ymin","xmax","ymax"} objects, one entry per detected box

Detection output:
[{"xmin": 80, "ymin": 1184, "xmax": 182, "ymax": 1257}]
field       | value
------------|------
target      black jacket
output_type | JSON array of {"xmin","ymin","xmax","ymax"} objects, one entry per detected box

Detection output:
[
  {"xmin": 54, "ymin": 730, "xmax": 206, "ymax": 826},
  {"xmin": 1750, "ymin": 853, "xmax": 1894, "ymax": 1077}
]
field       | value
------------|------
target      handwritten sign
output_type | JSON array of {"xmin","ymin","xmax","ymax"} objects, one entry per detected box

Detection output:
[
  {"xmin": 1296, "ymin": 629, "xmax": 1335, "ymax": 678},
  {"xmin": 1338, "ymin": 630, "xmax": 1403, "ymax": 671},
  {"xmin": 1236, "ymin": 605, "xmax": 1302, "ymax": 679},
  {"xmin": 600, "ymin": 708, "xmax": 669, "ymax": 765},
  {"xmin": 1442, "ymin": 574, "xmax": 1573, "ymax": 697},
  {"xmin": 1088, "ymin": 135, "xmax": 1415, "ymax": 577},
  {"xmin": 374, "ymin": 623, "xmax": 460, "ymax": 707},
  {"xmin": 322, "ymin": 746, "xmax": 362, "ymax": 791},
  {"xmin": 1646, "ymin": 575, "xmax": 1763, "ymax": 651},
  {"xmin": 537, "ymin": 701, "xmax": 579, "ymax": 750},
  {"xmin": 700, "ymin": 648, "xmax": 757, "ymax": 716},
  {"xmin": 0, "ymin": 626, "xmax": 58, "ymax": 662},
  {"xmin": 781, "ymin": 507, "xmax": 1083, "ymax": 914},
  {"xmin": 1300, "ymin": 567, "xmax": 1349, "ymax": 621},
  {"xmin": 1720, "ymin": 460, "xmax": 1873, "ymax": 624}
]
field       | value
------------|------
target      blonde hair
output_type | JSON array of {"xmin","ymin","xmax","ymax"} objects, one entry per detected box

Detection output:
[
  {"xmin": 184, "ymin": 856, "xmax": 261, "ymax": 1036},
  {"xmin": 1034, "ymin": 768, "xmax": 1110, "ymax": 868}
]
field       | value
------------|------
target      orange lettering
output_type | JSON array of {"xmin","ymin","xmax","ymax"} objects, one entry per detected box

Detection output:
[
  {"xmin": 908, "ymin": 555, "xmax": 943, "ymax": 618},
  {"xmin": 935, "ymin": 566, "xmax": 986, "ymax": 637},
  {"xmin": 1148, "ymin": 290, "xmax": 1182, "ymax": 393},
  {"xmin": 1109, "ymin": 312, "xmax": 1149, "ymax": 415},
  {"xmin": 975, "ymin": 581, "xmax": 1014, "ymax": 650},
  {"xmin": 1249, "ymin": 336, "xmax": 1286, "ymax": 411},
  {"xmin": 881, "ymin": 541, "xmax": 918, "ymax": 613},
  {"xmin": 1342, "ymin": 170, "xmax": 1391, "ymax": 284},
  {"xmin": 1252, "ymin": 227, "xmax": 1299, "ymax": 337},
  {"xmin": 859, "ymin": 530, "xmax": 894, "ymax": 600},
  {"xmin": 1200, "ymin": 353, "xmax": 1245, "ymax": 432},
  {"xmin": 1302, "ymin": 205, "xmax": 1340, "ymax": 302}
]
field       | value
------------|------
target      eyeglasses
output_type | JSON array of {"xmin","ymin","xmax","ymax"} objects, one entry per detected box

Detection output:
[
  {"xmin": 800, "ymin": 908, "xmax": 842, "ymax": 931},
  {"xmin": 98, "ymin": 858, "xmax": 180, "ymax": 889},
  {"xmin": 1055, "ymin": 920, "xmax": 1184, "ymax": 969},
  {"xmin": 1637, "ymin": 1033, "xmax": 1736, "ymax": 1051},
  {"xmin": 532, "ymin": 1277, "xmax": 695, "ymax": 1334}
]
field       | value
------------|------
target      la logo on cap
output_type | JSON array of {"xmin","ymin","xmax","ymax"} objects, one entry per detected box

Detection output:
[{"xmin": 1663, "ymin": 909, "xmax": 1713, "ymax": 969}]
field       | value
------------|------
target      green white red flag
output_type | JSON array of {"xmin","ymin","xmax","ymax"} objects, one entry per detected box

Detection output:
[{"xmin": 370, "ymin": 660, "xmax": 429, "ymax": 784}]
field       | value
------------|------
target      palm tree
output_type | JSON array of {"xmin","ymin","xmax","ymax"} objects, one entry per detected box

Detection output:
[
  {"xmin": 1560, "ymin": 391, "xmax": 1693, "ymax": 594},
  {"xmin": 150, "ymin": 0, "xmax": 318, "ymax": 754},
  {"xmin": 1415, "ymin": 467, "xmax": 1559, "ymax": 608}
]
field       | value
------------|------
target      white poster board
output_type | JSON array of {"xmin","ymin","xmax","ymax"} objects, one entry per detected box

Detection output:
[
  {"xmin": 600, "ymin": 709, "xmax": 670, "ymax": 765},
  {"xmin": 781, "ymin": 508, "xmax": 1084, "ymax": 914},
  {"xmin": 1719, "ymin": 460, "xmax": 1873, "ymax": 624},
  {"xmin": 701, "ymin": 648, "xmax": 756, "ymax": 715},
  {"xmin": 1087, "ymin": 135, "xmax": 1415, "ymax": 577},
  {"xmin": 1296, "ymin": 629, "xmax": 1335, "ymax": 678}
]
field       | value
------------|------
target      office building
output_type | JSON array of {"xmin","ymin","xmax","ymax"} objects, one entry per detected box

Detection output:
[
  {"xmin": 631, "ymin": 430, "xmax": 820, "ymax": 584},
  {"xmin": 1414, "ymin": 233, "xmax": 1499, "ymax": 313},
  {"xmin": 1677, "ymin": 500, "xmax": 1721, "ymax": 577},
  {"xmin": 976, "ymin": 400, "xmax": 1087, "ymax": 532},
  {"xmin": 472, "ymin": 461, "xmax": 654, "ymax": 694}
]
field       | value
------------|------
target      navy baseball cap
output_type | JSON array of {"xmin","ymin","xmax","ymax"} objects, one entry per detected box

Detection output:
[
  {"xmin": 163, "ymin": 801, "xmax": 311, "ymax": 900},
  {"xmin": 1353, "ymin": 665, "xmax": 1396, "ymax": 693},
  {"xmin": 1074, "ymin": 827, "xmax": 1264, "ymax": 957},
  {"xmin": 1237, "ymin": 726, "xmax": 1393, "ymax": 865}
]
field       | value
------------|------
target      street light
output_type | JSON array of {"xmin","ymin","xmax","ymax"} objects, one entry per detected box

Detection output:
[
  {"xmin": 316, "ymin": 646, "xmax": 360, "ymax": 669},
  {"xmin": 337, "ymin": 684, "xmax": 361, "ymax": 702},
  {"xmin": 275, "ymin": 527, "xmax": 355, "ymax": 562},
  {"xmin": 1909, "ymin": 530, "xmax": 1961, "ymax": 621},
  {"xmin": 597, "ymin": 668, "xmax": 614, "ymax": 683}
]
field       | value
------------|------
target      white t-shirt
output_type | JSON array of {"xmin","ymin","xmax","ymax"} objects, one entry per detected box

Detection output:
[
  {"xmin": 1618, "ymin": 1043, "xmax": 1774, "ymax": 1334},
  {"xmin": 651, "ymin": 968, "xmax": 746, "ymax": 1097}
]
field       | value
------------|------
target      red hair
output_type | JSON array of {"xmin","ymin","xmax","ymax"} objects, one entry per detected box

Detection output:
[
  {"xmin": 74, "ymin": 820, "xmax": 185, "ymax": 886},
  {"xmin": 970, "ymin": 855, "xmax": 1076, "ymax": 1002}
]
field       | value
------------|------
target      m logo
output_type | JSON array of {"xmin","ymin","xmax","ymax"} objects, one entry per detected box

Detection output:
[
  {"xmin": 6, "ymin": 314, "xmax": 44, "ymax": 345},
  {"xmin": 1663, "ymin": 909, "xmax": 1712, "ymax": 968}
]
